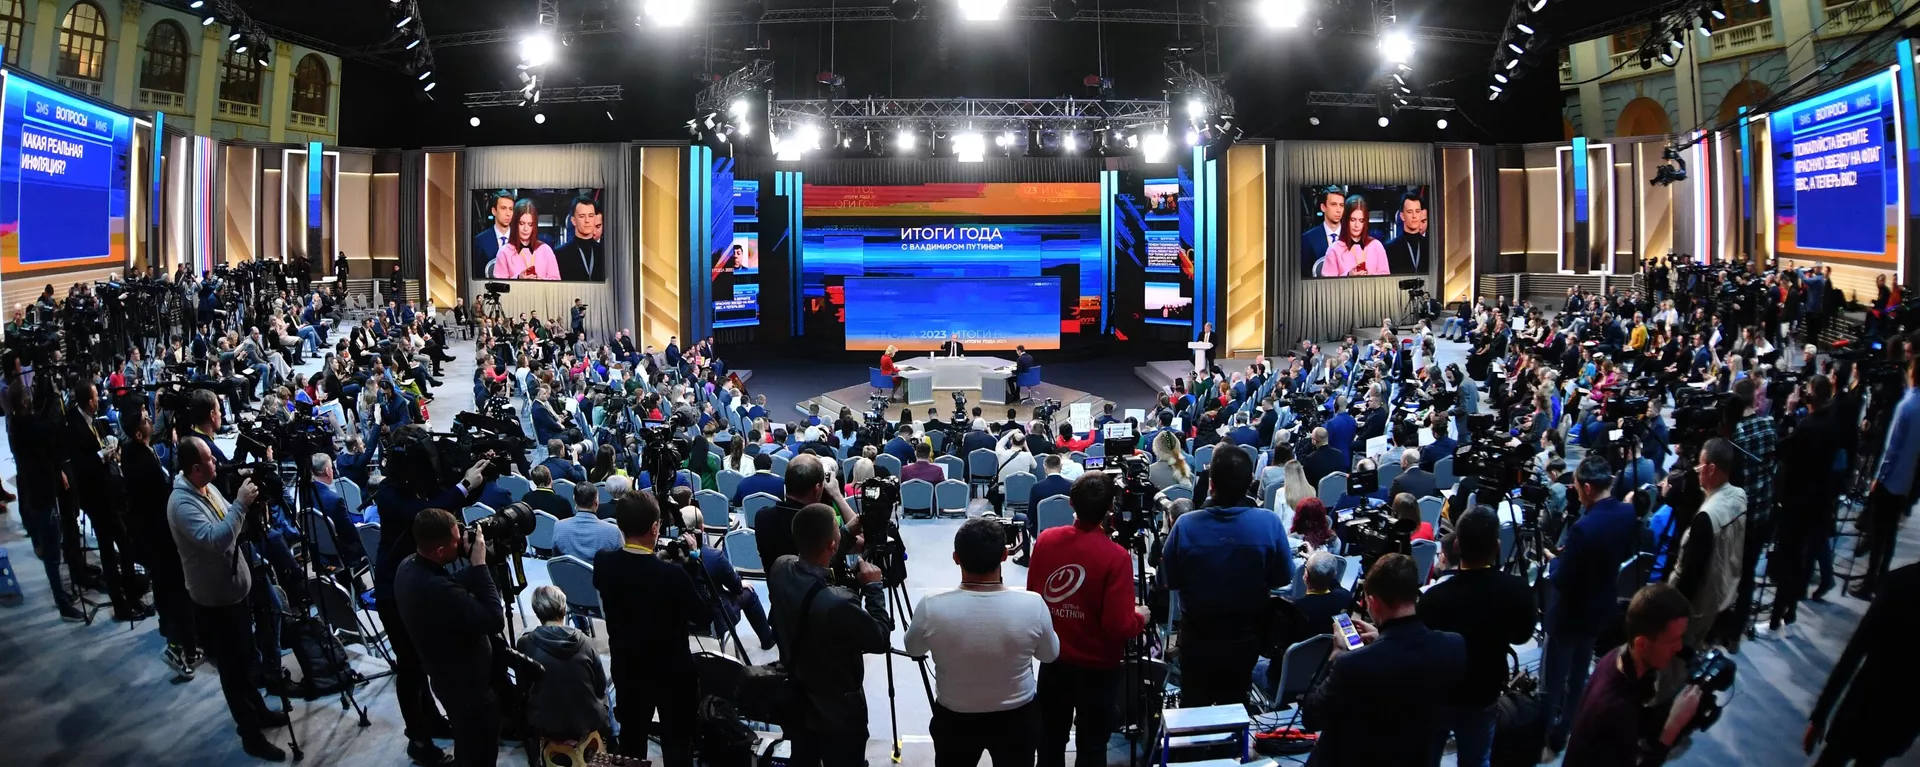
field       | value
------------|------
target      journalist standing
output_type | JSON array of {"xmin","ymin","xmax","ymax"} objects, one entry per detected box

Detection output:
[
  {"xmin": 595, "ymin": 494, "xmax": 703, "ymax": 765},
  {"xmin": 8, "ymin": 381, "xmax": 82, "ymax": 621},
  {"xmin": 1727, "ymin": 377, "xmax": 1777, "ymax": 644},
  {"xmin": 395, "ymin": 508, "xmax": 506, "ymax": 767},
  {"xmin": 768, "ymin": 503, "xmax": 895, "ymax": 767},
  {"xmin": 1771, "ymin": 376, "xmax": 1841, "ymax": 630},
  {"xmin": 123, "ymin": 407, "xmax": 199, "ymax": 677},
  {"xmin": 1669, "ymin": 439, "xmax": 1749, "ymax": 650},
  {"xmin": 1416, "ymin": 507, "xmax": 1537, "ymax": 766},
  {"xmin": 1026, "ymin": 473, "xmax": 1149, "ymax": 767},
  {"xmin": 1561, "ymin": 584, "xmax": 1702, "ymax": 767},
  {"xmin": 167, "ymin": 436, "xmax": 285, "ymax": 762},
  {"xmin": 65, "ymin": 380, "xmax": 147, "ymax": 620},
  {"xmin": 906, "ymin": 518, "xmax": 1060, "ymax": 767},
  {"xmin": 1160, "ymin": 448, "xmax": 1290, "ymax": 706},
  {"xmin": 1539, "ymin": 456, "xmax": 1640, "ymax": 758},
  {"xmin": 1805, "ymin": 562, "xmax": 1920, "ymax": 766},
  {"xmin": 1855, "ymin": 355, "xmax": 1920, "ymax": 598}
]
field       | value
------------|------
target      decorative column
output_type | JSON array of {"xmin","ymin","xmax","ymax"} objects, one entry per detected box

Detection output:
[
  {"xmin": 1777, "ymin": 0, "xmax": 1818, "ymax": 84},
  {"xmin": 191, "ymin": 22, "xmax": 224, "ymax": 136},
  {"xmin": 26, "ymin": 0, "xmax": 59, "ymax": 77},
  {"xmin": 266, "ymin": 41, "xmax": 293, "ymax": 142},
  {"xmin": 110, "ymin": 0, "xmax": 144, "ymax": 109},
  {"xmin": 1574, "ymin": 40, "xmax": 1604, "ymax": 137}
]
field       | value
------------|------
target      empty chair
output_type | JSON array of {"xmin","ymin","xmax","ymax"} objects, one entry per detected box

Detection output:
[
  {"xmin": 1162, "ymin": 486, "xmax": 1194, "ymax": 504},
  {"xmin": 726, "ymin": 529, "xmax": 764, "ymax": 578},
  {"xmin": 529, "ymin": 510, "xmax": 559, "ymax": 555},
  {"xmin": 716, "ymin": 469, "xmax": 746, "ymax": 501},
  {"xmin": 1375, "ymin": 462, "xmax": 1401, "ymax": 492},
  {"xmin": 546, "ymin": 555, "xmax": 602, "ymax": 635},
  {"xmin": 935, "ymin": 479, "xmax": 971, "ymax": 519},
  {"xmin": 770, "ymin": 454, "xmax": 789, "ymax": 476},
  {"xmin": 1411, "ymin": 539, "xmax": 1439, "ymax": 585},
  {"xmin": 1433, "ymin": 456, "xmax": 1456, "ymax": 491},
  {"xmin": 928, "ymin": 431, "xmax": 948, "ymax": 455},
  {"xmin": 1068, "ymin": 451, "xmax": 1087, "ymax": 466},
  {"xmin": 1086, "ymin": 443, "xmax": 1105, "ymax": 459},
  {"xmin": 1194, "ymin": 444, "xmax": 1216, "ymax": 468},
  {"xmin": 307, "ymin": 576, "xmax": 375, "ymax": 648},
  {"xmin": 463, "ymin": 503, "xmax": 495, "ymax": 525},
  {"xmin": 900, "ymin": 479, "xmax": 936, "ymax": 519},
  {"xmin": 332, "ymin": 477, "xmax": 364, "ymax": 512},
  {"xmin": 695, "ymin": 489, "xmax": 732, "ymax": 533},
  {"xmin": 1265, "ymin": 634, "xmax": 1333, "ymax": 724},
  {"xmin": 596, "ymin": 482, "xmax": 614, "ymax": 507},
  {"xmin": 1002, "ymin": 472, "xmax": 1037, "ymax": 517},
  {"xmin": 874, "ymin": 453, "xmax": 903, "ymax": 477},
  {"xmin": 966, "ymin": 449, "xmax": 998, "ymax": 498},
  {"xmin": 551, "ymin": 479, "xmax": 579, "ymax": 514},
  {"xmin": 936, "ymin": 455, "xmax": 965, "ymax": 482},
  {"xmin": 741, "ymin": 492, "xmax": 780, "ymax": 528},
  {"xmin": 355, "ymin": 523, "xmax": 381, "ymax": 563},
  {"xmin": 1418, "ymin": 496, "xmax": 1444, "ymax": 530},
  {"xmin": 1265, "ymin": 482, "xmax": 1286, "ymax": 513},
  {"xmin": 1036, "ymin": 495, "xmax": 1073, "ymax": 532},
  {"xmin": 1316, "ymin": 471, "xmax": 1348, "ymax": 502},
  {"xmin": 305, "ymin": 509, "xmax": 345, "ymax": 561},
  {"xmin": 497, "ymin": 474, "xmax": 533, "ymax": 503}
]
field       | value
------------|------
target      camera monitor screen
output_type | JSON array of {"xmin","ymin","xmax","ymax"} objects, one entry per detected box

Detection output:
[
  {"xmin": 1298, "ymin": 184, "xmax": 1431, "ymax": 279},
  {"xmin": 470, "ymin": 188, "xmax": 608, "ymax": 282}
]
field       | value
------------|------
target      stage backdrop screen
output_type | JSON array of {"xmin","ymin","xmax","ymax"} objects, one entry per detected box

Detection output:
[
  {"xmin": 712, "ymin": 161, "xmax": 758, "ymax": 329},
  {"xmin": 1297, "ymin": 184, "xmax": 1431, "ymax": 279},
  {"xmin": 1770, "ymin": 70, "xmax": 1900, "ymax": 265},
  {"xmin": 0, "ymin": 75, "xmax": 135, "ymax": 275},
  {"xmin": 801, "ymin": 182, "xmax": 1101, "ymax": 349},
  {"xmin": 470, "ymin": 188, "xmax": 607, "ymax": 281},
  {"xmin": 843, "ymin": 277, "xmax": 1060, "ymax": 351}
]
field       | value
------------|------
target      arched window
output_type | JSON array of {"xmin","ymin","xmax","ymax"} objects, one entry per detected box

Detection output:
[
  {"xmin": 57, "ymin": 1, "xmax": 110, "ymax": 82},
  {"xmin": 140, "ymin": 21, "xmax": 189, "ymax": 94},
  {"xmin": 0, "ymin": 0, "xmax": 25, "ymax": 67},
  {"xmin": 219, "ymin": 41, "xmax": 261, "ymax": 105},
  {"xmin": 291, "ymin": 54, "xmax": 330, "ymax": 115}
]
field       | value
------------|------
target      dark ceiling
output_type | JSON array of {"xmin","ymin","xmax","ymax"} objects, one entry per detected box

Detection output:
[{"xmin": 235, "ymin": 0, "xmax": 1674, "ymax": 148}]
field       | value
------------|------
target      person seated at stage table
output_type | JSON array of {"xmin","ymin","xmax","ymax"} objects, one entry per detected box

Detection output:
[
  {"xmin": 1009, "ymin": 345, "xmax": 1036, "ymax": 401},
  {"xmin": 731, "ymin": 453, "xmax": 784, "ymax": 505},
  {"xmin": 1324, "ymin": 195, "xmax": 1391, "ymax": 277},
  {"xmin": 940, "ymin": 332, "xmax": 966, "ymax": 357}
]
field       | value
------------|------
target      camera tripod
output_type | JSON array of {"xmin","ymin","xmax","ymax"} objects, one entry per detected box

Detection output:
[{"xmin": 859, "ymin": 497, "xmax": 935, "ymax": 765}]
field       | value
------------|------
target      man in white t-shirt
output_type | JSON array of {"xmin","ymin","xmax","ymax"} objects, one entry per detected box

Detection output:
[{"xmin": 905, "ymin": 518, "xmax": 1060, "ymax": 767}]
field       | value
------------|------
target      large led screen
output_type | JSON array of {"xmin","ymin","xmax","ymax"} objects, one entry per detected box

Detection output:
[
  {"xmin": 1297, "ymin": 184, "xmax": 1431, "ymax": 279},
  {"xmin": 843, "ymin": 277, "xmax": 1060, "ymax": 350},
  {"xmin": 0, "ymin": 76, "xmax": 134, "ymax": 275},
  {"xmin": 471, "ymin": 188, "xmax": 608, "ymax": 281},
  {"xmin": 1770, "ymin": 70, "xmax": 1901, "ymax": 265},
  {"xmin": 712, "ymin": 169, "xmax": 760, "ymax": 329}
]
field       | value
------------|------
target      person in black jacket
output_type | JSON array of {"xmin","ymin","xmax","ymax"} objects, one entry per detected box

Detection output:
[
  {"xmin": 1416, "ymin": 507, "xmax": 1538, "ymax": 767},
  {"xmin": 1805, "ymin": 562, "xmax": 1920, "ymax": 766},
  {"xmin": 65, "ymin": 380, "xmax": 148, "ymax": 621},
  {"xmin": 593, "ymin": 493, "xmax": 704, "ymax": 765},
  {"xmin": 768, "ymin": 502, "xmax": 894, "ymax": 767},
  {"xmin": 1301, "ymin": 553, "xmax": 1466, "ymax": 765},
  {"xmin": 517, "ymin": 585, "xmax": 611, "ymax": 746},
  {"xmin": 395, "ymin": 508, "xmax": 505, "ymax": 767},
  {"xmin": 9, "ymin": 379, "xmax": 83, "ymax": 621},
  {"xmin": 1770, "ymin": 376, "xmax": 1842, "ymax": 631},
  {"xmin": 122, "ymin": 407, "xmax": 200, "ymax": 676}
]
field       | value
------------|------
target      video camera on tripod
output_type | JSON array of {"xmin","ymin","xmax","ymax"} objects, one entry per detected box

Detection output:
[
  {"xmin": 854, "ymin": 476, "xmax": 910, "ymax": 587},
  {"xmin": 1086, "ymin": 423, "xmax": 1156, "ymax": 544}
]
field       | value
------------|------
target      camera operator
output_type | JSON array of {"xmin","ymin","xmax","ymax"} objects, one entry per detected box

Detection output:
[
  {"xmin": 755, "ymin": 454, "xmax": 858, "ymax": 566},
  {"xmin": 1771, "ymin": 375, "xmax": 1841, "ymax": 630},
  {"xmin": 1855, "ymin": 354, "xmax": 1920, "ymax": 598},
  {"xmin": 1669, "ymin": 438, "xmax": 1748, "ymax": 650},
  {"xmin": 1540, "ymin": 456, "xmax": 1641, "ymax": 757},
  {"xmin": 122, "ymin": 406, "xmax": 198, "ymax": 675},
  {"xmin": 1161, "ymin": 448, "xmax": 1289, "ymax": 706},
  {"xmin": 1561, "ymin": 584, "xmax": 1700, "ymax": 767},
  {"xmin": 395, "ymin": 508, "xmax": 504, "ymax": 767},
  {"xmin": 64, "ymin": 380, "xmax": 148, "ymax": 621},
  {"xmin": 166, "ymin": 436, "xmax": 285, "ymax": 761},
  {"xmin": 1804, "ymin": 561, "xmax": 1920, "ymax": 765},
  {"xmin": 592, "ymin": 494, "xmax": 703, "ymax": 764},
  {"xmin": 1417, "ymin": 507, "xmax": 1538, "ymax": 766},
  {"xmin": 769, "ymin": 503, "xmax": 894, "ymax": 767},
  {"xmin": 8, "ymin": 378, "xmax": 85, "ymax": 621},
  {"xmin": 1026, "ymin": 473, "xmax": 1148, "ymax": 767},
  {"xmin": 670, "ymin": 507, "xmax": 776, "ymax": 649},
  {"xmin": 1299, "ymin": 553, "xmax": 1466, "ymax": 765}
]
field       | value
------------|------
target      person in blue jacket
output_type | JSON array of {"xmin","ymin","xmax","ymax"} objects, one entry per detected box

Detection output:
[{"xmin": 1161, "ymin": 447, "xmax": 1290, "ymax": 707}]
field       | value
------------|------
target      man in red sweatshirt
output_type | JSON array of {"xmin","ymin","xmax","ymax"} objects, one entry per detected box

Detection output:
[{"xmin": 1026, "ymin": 473, "xmax": 1150, "ymax": 767}]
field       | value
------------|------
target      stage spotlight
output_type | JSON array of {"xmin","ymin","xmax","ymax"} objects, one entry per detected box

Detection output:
[
  {"xmin": 1507, "ymin": 42, "xmax": 1525, "ymax": 55},
  {"xmin": 406, "ymin": 37, "xmax": 422, "ymax": 50},
  {"xmin": 228, "ymin": 30, "xmax": 241, "ymax": 41},
  {"xmin": 994, "ymin": 133, "xmax": 1010, "ymax": 148},
  {"xmin": 644, "ymin": 0, "xmax": 694, "ymax": 26},
  {"xmin": 1185, "ymin": 128, "xmax": 1199, "ymax": 146},
  {"xmin": 1436, "ymin": 116, "xmax": 1448, "ymax": 129},
  {"xmin": 1528, "ymin": 0, "xmax": 1547, "ymax": 10},
  {"xmin": 1051, "ymin": 0, "xmax": 1078, "ymax": 20},
  {"xmin": 470, "ymin": 115, "xmax": 481, "ymax": 127},
  {"xmin": 520, "ymin": 33, "xmax": 555, "ymax": 67},
  {"xmin": 1142, "ymin": 130, "xmax": 1170, "ymax": 162},
  {"xmin": 1517, "ymin": 22, "xmax": 1535, "ymax": 35},
  {"xmin": 395, "ymin": 15, "xmax": 412, "ymax": 28},
  {"xmin": 729, "ymin": 98, "xmax": 750, "ymax": 117},
  {"xmin": 1697, "ymin": 19, "xmax": 1712, "ymax": 36},
  {"xmin": 1063, "ymin": 131, "xmax": 1078, "ymax": 152},
  {"xmin": 1659, "ymin": 50, "xmax": 1676, "ymax": 65},
  {"xmin": 955, "ymin": 132, "xmax": 985, "ymax": 163},
  {"xmin": 202, "ymin": 15, "xmax": 214, "ymax": 25},
  {"xmin": 959, "ymin": 0, "xmax": 1008, "ymax": 20},
  {"xmin": 1489, "ymin": 84, "xmax": 1503, "ymax": 93},
  {"xmin": 236, "ymin": 43, "xmax": 248, "ymax": 53},
  {"xmin": 188, "ymin": 0, "xmax": 203, "ymax": 7},
  {"xmin": 418, "ymin": 69, "xmax": 432, "ymax": 81},
  {"xmin": 898, "ymin": 129, "xmax": 916, "ymax": 150},
  {"xmin": 797, "ymin": 123, "xmax": 821, "ymax": 150},
  {"xmin": 1258, "ymin": 0, "xmax": 1306, "ymax": 28},
  {"xmin": 423, "ymin": 81, "xmax": 436, "ymax": 92},
  {"xmin": 534, "ymin": 113, "xmax": 546, "ymax": 124},
  {"xmin": 1309, "ymin": 115, "xmax": 1320, "ymax": 126},
  {"xmin": 1380, "ymin": 29, "xmax": 1414, "ymax": 64},
  {"xmin": 607, "ymin": 111, "xmax": 616, "ymax": 122},
  {"xmin": 1709, "ymin": 0, "xmax": 1727, "ymax": 20},
  {"xmin": 1378, "ymin": 115, "xmax": 1390, "ymax": 127},
  {"xmin": 1187, "ymin": 100, "xmax": 1207, "ymax": 118},
  {"xmin": 892, "ymin": 0, "xmax": 922, "ymax": 20},
  {"xmin": 1494, "ymin": 73, "xmax": 1508, "ymax": 83},
  {"xmin": 1671, "ymin": 30, "xmax": 1686, "ymax": 49},
  {"xmin": 1505, "ymin": 58, "xmax": 1521, "ymax": 70}
]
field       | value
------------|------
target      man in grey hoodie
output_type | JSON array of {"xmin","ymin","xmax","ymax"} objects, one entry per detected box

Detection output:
[{"xmin": 516, "ymin": 585, "xmax": 612, "ymax": 745}]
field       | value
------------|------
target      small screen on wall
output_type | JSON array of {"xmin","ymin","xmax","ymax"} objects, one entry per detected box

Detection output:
[
  {"xmin": 1769, "ymin": 70, "xmax": 1900, "ymax": 265},
  {"xmin": 1297, "ymin": 184, "xmax": 1430, "ymax": 279},
  {"xmin": 471, "ymin": 188, "xmax": 607, "ymax": 282},
  {"xmin": 0, "ymin": 75, "xmax": 135, "ymax": 275}
]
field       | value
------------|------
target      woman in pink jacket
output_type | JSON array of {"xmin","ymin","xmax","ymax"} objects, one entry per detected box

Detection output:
[
  {"xmin": 493, "ymin": 198, "xmax": 561, "ymax": 280},
  {"xmin": 1325, "ymin": 195, "xmax": 1390, "ymax": 277}
]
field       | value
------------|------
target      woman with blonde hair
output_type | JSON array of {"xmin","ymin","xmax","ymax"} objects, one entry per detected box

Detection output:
[
  {"xmin": 844, "ymin": 456, "xmax": 876, "ymax": 497},
  {"xmin": 1150, "ymin": 430, "xmax": 1193, "ymax": 488},
  {"xmin": 1282, "ymin": 459, "xmax": 1313, "ymax": 515}
]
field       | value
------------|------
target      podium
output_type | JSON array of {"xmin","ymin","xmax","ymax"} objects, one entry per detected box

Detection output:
[{"xmin": 1187, "ymin": 341, "xmax": 1212, "ymax": 375}]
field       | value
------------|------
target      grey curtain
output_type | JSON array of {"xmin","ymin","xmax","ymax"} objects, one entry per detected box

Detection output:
[
  {"xmin": 1269, "ymin": 141, "xmax": 1438, "ymax": 349},
  {"xmin": 399, "ymin": 150, "xmax": 424, "ymax": 280},
  {"xmin": 463, "ymin": 143, "xmax": 636, "ymax": 337}
]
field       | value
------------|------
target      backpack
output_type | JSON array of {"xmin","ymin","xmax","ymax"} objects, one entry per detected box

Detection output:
[
  {"xmin": 697, "ymin": 695, "xmax": 759, "ymax": 767},
  {"xmin": 1490, "ymin": 648, "xmax": 1545, "ymax": 767},
  {"xmin": 735, "ymin": 580, "xmax": 827, "ymax": 728},
  {"xmin": 283, "ymin": 615, "xmax": 360, "ymax": 699}
]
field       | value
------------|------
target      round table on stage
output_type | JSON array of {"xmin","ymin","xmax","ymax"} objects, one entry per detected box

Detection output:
[{"xmin": 894, "ymin": 355, "xmax": 1017, "ymax": 405}]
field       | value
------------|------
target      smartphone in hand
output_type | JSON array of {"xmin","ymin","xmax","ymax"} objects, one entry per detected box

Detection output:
[{"xmin": 1333, "ymin": 612, "xmax": 1365, "ymax": 651}]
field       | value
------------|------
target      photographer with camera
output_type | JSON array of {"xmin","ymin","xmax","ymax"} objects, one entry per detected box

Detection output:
[
  {"xmin": 769, "ymin": 502, "xmax": 894, "ymax": 767},
  {"xmin": 755, "ymin": 454, "xmax": 859, "ymax": 568},
  {"xmin": 166, "ymin": 436, "xmax": 285, "ymax": 761},
  {"xmin": 1417, "ymin": 507, "xmax": 1537, "ymax": 766},
  {"xmin": 670, "ymin": 507, "xmax": 776, "ymax": 649},
  {"xmin": 1540, "ymin": 456, "xmax": 1642, "ymax": 758},
  {"xmin": 395, "ymin": 507, "xmax": 505, "ymax": 766},
  {"xmin": 1563, "ymin": 584, "xmax": 1703, "ymax": 767},
  {"xmin": 1026, "ymin": 472, "xmax": 1148, "ymax": 767},
  {"xmin": 1161, "ymin": 447, "xmax": 1290, "ymax": 706},
  {"xmin": 592, "ymin": 494, "xmax": 703, "ymax": 764},
  {"xmin": 1855, "ymin": 353, "xmax": 1920, "ymax": 599},
  {"xmin": 1770, "ymin": 375, "xmax": 1842, "ymax": 630}
]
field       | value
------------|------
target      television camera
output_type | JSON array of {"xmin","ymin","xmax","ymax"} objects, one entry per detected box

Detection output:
[
  {"xmin": 639, "ymin": 413, "xmax": 692, "ymax": 499},
  {"xmin": 1089, "ymin": 423, "xmax": 1156, "ymax": 545},
  {"xmin": 1031, "ymin": 398, "xmax": 1062, "ymax": 430},
  {"xmin": 854, "ymin": 476, "xmax": 910, "ymax": 587}
]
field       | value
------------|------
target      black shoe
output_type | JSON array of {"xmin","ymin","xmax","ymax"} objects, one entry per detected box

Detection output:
[
  {"xmin": 407, "ymin": 740, "xmax": 454, "ymax": 766},
  {"xmin": 1848, "ymin": 585, "xmax": 1875, "ymax": 600},
  {"xmin": 1811, "ymin": 584, "xmax": 1833, "ymax": 602},
  {"xmin": 113, "ymin": 604, "xmax": 154, "ymax": 622},
  {"xmin": 258, "ymin": 709, "xmax": 290, "ymax": 728},
  {"xmin": 58, "ymin": 606, "xmax": 85, "ymax": 623},
  {"xmin": 239, "ymin": 731, "xmax": 288, "ymax": 762}
]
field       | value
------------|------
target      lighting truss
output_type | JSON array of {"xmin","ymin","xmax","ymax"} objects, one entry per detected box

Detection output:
[
  {"xmin": 696, "ymin": 60, "xmax": 775, "ymax": 114},
  {"xmin": 767, "ymin": 97, "xmax": 1170, "ymax": 133},
  {"xmin": 1166, "ymin": 61, "xmax": 1236, "ymax": 117},
  {"xmin": 465, "ymin": 85, "xmax": 624, "ymax": 109},
  {"xmin": 1306, "ymin": 91, "xmax": 1456, "ymax": 111}
]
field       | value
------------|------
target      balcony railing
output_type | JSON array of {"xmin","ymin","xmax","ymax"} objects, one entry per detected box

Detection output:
[
  {"xmin": 1822, "ymin": 0, "xmax": 1894, "ymax": 35},
  {"xmin": 56, "ymin": 76, "xmax": 102, "ymax": 97},
  {"xmin": 218, "ymin": 99, "xmax": 261, "ymax": 121},
  {"xmin": 290, "ymin": 111, "xmax": 330, "ymax": 131},
  {"xmin": 1560, "ymin": 59, "xmax": 1574, "ymax": 83},
  {"xmin": 1706, "ymin": 18, "xmax": 1778, "ymax": 59},
  {"xmin": 138, "ymin": 88, "xmax": 186, "ymax": 111}
]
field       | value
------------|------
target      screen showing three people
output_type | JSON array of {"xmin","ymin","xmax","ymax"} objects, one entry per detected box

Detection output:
[
  {"xmin": 1298, "ymin": 184, "xmax": 1431, "ymax": 279},
  {"xmin": 470, "ymin": 188, "xmax": 609, "ymax": 282}
]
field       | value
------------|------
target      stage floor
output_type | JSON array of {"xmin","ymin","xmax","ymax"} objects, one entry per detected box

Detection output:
[{"xmin": 801, "ymin": 379, "xmax": 1109, "ymax": 426}]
